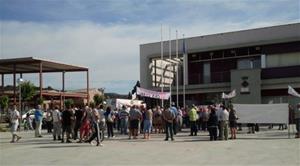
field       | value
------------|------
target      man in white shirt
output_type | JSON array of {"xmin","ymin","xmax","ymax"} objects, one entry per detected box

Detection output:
[
  {"xmin": 219, "ymin": 105, "xmax": 229, "ymax": 140},
  {"xmin": 52, "ymin": 106, "xmax": 62, "ymax": 141},
  {"xmin": 10, "ymin": 105, "xmax": 21, "ymax": 143}
]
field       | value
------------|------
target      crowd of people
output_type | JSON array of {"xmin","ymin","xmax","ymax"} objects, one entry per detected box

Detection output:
[{"xmin": 8, "ymin": 102, "xmax": 300, "ymax": 144}]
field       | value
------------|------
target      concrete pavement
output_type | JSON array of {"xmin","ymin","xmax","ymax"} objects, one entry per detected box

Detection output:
[{"xmin": 0, "ymin": 127, "xmax": 299, "ymax": 166}]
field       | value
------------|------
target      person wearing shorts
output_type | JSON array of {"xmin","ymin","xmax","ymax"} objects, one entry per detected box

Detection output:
[
  {"xmin": 10, "ymin": 105, "xmax": 21, "ymax": 143},
  {"xmin": 129, "ymin": 106, "xmax": 142, "ymax": 139}
]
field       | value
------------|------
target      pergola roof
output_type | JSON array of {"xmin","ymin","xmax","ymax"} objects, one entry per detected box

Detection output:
[{"xmin": 0, "ymin": 57, "xmax": 88, "ymax": 74}]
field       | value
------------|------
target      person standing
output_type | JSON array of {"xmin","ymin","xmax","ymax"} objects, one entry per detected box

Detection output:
[
  {"xmin": 45, "ymin": 108, "xmax": 53, "ymax": 133},
  {"xmin": 34, "ymin": 105, "xmax": 43, "ymax": 138},
  {"xmin": 119, "ymin": 105, "xmax": 129, "ymax": 135},
  {"xmin": 208, "ymin": 108, "xmax": 218, "ymax": 141},
  {"xmin": 78, "ymin": 106, "xmax": 91, "ymax": 143},
  {"xmin": 105, "ymin": 106, "xmax": 115, "ymax": 138},
  {"xmin": 86, "ymin": 105, "xmax": 102, "ymax": 146},
  {"xmin": 189, "ymin": 105, "xmax": 198, "ymax": 136},
  {"xmin": 177, "ymin": 107, "xmax": 183, "ymax": 132},
  {"xmin": 52, "ymin": 106, "xmax": 62, "ymax": 141},
  {"xmin": 295, "ymin": 103, "xmax": 300, "ymax": 138},
  {"xmin": 143, "ymin": 106, "xmax": 153, "ymax": 139},
  {"xmin": 202, "ymin": 107, "xmax": 209, "ymax": 131},
  {"xmin": 73, "ymin": 106, "xmax": 83, "ymax": 140},
  {"xmin": 229, "ymin": 108, "xmax": 238, "ymax": 139},
  {"xmin": 10, "ymin": 105, "xmax": 21, "ymax": 143},
  {"xmin": 219, "ymin": 105, "xmax": 229, "ymax": 140},
  {"xmin": 61, "ymin": 105, "xmax": 73, "ymax": 143},
  {"xmin": 162, "ymin": 107, "xmax": 176, "ymax": 141},
  {"xmin": 170, "ymin": 103, "xmax": 178, "ymax": 135},
  {"xmin": 129, "ymin": 105, "xmax": 142, "ymax": 139}
]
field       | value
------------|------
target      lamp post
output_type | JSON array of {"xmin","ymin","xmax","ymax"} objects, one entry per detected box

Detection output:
[{"xmin": 17, "ymin": 78, "xmax": 24, "ymax": 130}]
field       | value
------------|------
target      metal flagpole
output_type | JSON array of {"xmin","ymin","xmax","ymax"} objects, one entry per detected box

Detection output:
[
  {"xmin": 176, "ymin": 30, "xmax": 179, "ymax": 108},
  {"xmin": 169, "ymin": 27, "xmax": 172, "ymax": 106},
  {"xmin": 183, "ymin": 34, "xmax": 186, "ymax": 108},
  {"xmin": 160, "ymin": 24, "xmax": 164, "ymax": 108}
]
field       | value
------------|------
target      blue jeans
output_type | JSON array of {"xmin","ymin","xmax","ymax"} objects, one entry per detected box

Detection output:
[
  {"xmin": 143, "ymin": 120, "xmax": 152, "ymax": 133},
  {"xmin": 120, "ymin": 119, "xmax": 128, "ymax": 134}
]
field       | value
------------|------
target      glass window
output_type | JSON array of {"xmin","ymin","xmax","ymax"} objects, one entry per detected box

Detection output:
[
  {"xmin": 203, "ymin": 63, "xmax": 211, "ymax": 83},
  {"xmin": 238, "ymin": 58, "xmax": 261, "ymax": 69}
]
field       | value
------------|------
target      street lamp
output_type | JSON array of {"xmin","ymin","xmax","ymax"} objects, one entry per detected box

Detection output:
[{"xmin": 17, "ymin": 78, "xmax": 24, "ymax": 130}]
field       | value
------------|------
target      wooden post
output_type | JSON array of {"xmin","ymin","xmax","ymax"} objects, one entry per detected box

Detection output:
[
  {"xmin": 62, "ymin": 71, "xmax": 65, "ymax": 110},
  {"xmin": 86, "ymin": 70, "xmax": 89, "ymax": 104},
  {"xmin": 1, "ymin": 74, "xmax": 4, "ymax": 94},
  {"xmin": 13, "ymin": 64, "xmax": 16, "ymax": 105},
  {"xmin": 39, "ymin": 62, "xmax": 43, "ymax": 99}
]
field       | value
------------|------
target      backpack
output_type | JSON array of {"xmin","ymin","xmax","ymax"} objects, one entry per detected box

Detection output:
[{"xmin": 106, "ymin": 113, "xmax": 114, "ymax": 122}]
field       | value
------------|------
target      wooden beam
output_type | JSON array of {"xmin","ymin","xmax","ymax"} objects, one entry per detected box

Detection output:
[
  {"xmin": 1, "ymin": 74, "xmax": 4, "ymax": 95},
  {"xmin": 13, "ymin": 64, "xmax": 16, "ymax": 105},
  {"xmin": 86, "ymin": 70, "xmax": 89, "ymax": 104},
  {"xmin": 39, "ymin": 62, "xmax": 43, "ymax": 99}
]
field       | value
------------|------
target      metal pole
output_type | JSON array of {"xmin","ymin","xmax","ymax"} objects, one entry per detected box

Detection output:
[
  {"xmin": 176, "ymin": 30, "xmax": 179, "ymax": 108},
  {"xmin": 183, "ymin": 34, "xmax": 186, "ymax": 108},
  {"xmin": 169, "ymin": 26, "xmax": 172, "ymax": 106},
  {"xmin": 160, "ymin": 24, "xmax": 164, "ymax": 108}
]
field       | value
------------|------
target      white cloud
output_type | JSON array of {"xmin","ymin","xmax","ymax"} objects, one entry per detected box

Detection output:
[{"xmin": 1, "ymin": 18, "xmax": 297, "ymax": 93}]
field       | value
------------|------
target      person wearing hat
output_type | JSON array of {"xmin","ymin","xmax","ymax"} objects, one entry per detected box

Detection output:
[{"xmin": 189, "ymin": 104, "xmax": 198, "ymax": 136}]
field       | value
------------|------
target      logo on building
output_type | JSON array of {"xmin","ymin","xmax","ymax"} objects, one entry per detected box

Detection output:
[{"xmin": 240, "ymin": 76, "xmax": 250, "ymax": 94}]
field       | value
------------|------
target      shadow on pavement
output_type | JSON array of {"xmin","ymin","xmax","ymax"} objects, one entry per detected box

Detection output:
[{"xmin": 37, "ymin": 145, "xmax": 83, "ymax": 148}]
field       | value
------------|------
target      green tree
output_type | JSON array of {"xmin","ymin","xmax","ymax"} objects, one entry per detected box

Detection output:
[
  {"xmin": 64, "ymin": 99, "xmax": 74, "ymax": 109},
  {"xmin": 0, "ymin": 95, "xmax": 9, "ymax": 111},
  {"xmin": 0, "ymin": 95, "xmax": 9, "ymax": 122},
  {"xmin": 93, "ymin": 94, "xmax": 105, "ymax": 106},
  {"xmin": 21, "ymin": 81, "xmax": 36, "ymax": 101},
  {"xmin": 37, "ymin": 97, "xmax": 44, "ymax": 105}
]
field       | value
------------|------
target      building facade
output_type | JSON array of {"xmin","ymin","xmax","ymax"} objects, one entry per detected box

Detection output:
[{"xmin": 140, "ymin": 23, "xmax": 300, "ymax": 106}]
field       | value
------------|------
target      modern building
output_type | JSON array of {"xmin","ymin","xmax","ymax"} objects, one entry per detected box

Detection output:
[{"xmin": 140, "ymin": 23, "xmax": 300, "ymax": 106}]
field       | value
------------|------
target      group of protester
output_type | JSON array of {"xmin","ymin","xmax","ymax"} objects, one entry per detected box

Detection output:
[{"xmin": 8, "ymin": 102, "xmax": 300, "ymax": 144}]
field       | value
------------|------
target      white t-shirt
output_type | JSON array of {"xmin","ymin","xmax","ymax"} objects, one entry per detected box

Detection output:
[
  {"xmin": 52, "ymin": 109, "xmax": 61, "ymax": 122},
  {"xmin": 98, "ymin": 109, "xmax": 106, "ymax": 122},
  {"xmin": 10, "ymin": 109, "xmax": 20, "ymax": 124}
]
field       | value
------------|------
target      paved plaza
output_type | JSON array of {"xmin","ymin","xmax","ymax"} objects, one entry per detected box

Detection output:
[{"xmin": 0, "ymin": 127, "xmax": 299, "ymax": 166}]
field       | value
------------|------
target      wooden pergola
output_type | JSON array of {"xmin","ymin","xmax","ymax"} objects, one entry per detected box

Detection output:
[{"xmin": 0, "ymin": 57, "xmax": 90, "ymax": 106}]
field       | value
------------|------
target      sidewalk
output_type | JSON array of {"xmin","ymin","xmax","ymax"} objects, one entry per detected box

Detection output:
[{"xmin": 0, "ymin": 128, "xmax": 299, "ymax": 166}]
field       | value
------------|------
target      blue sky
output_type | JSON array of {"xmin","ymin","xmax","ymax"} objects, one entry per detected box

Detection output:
[{"xmin": 0, "ymin": 0, "xmax": 299, "ymax": 94}]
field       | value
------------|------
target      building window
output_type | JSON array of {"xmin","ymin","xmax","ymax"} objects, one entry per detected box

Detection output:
[
  {"xmin": 203, "ymin": 62, "xmax": 211, "ymax": 83},
  {"xmin": 237, "ymin": 58, "xmax": 261, "ymax": 69}
]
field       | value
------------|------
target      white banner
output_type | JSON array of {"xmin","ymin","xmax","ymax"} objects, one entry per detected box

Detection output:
[
  {"xmin": 116, "ymin": 99, "xmax": 144, "ymax": 109},
  {"xmin": 233, "ymin": 103, "xmax": 289, "ymax": 124},
  {"xmin": 222, "ymin": 89, "xmax": 236, "ymax": 99},
  {"xmin": 137, "ymin": 87, "xmax": 170, "ymax": 100},
  {"xmin": 288, "ymin": 86, "xmax": 300, "ymax": 98}
]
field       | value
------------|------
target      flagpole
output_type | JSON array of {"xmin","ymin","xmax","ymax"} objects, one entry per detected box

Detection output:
[
  {"xmin": 160, "ymin": 24, "xmax": 164, "ymax": 108},
  {"xmin": 176, "ymin": 30, "xmax": 179, "ymax": 108},
  {"xmin": 183, "ymin": 34, "xmax": 186, "ymax": 108},
  {"xmin": 169, "ymin": 27, "xmax": 172, "ymax": 107}
]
